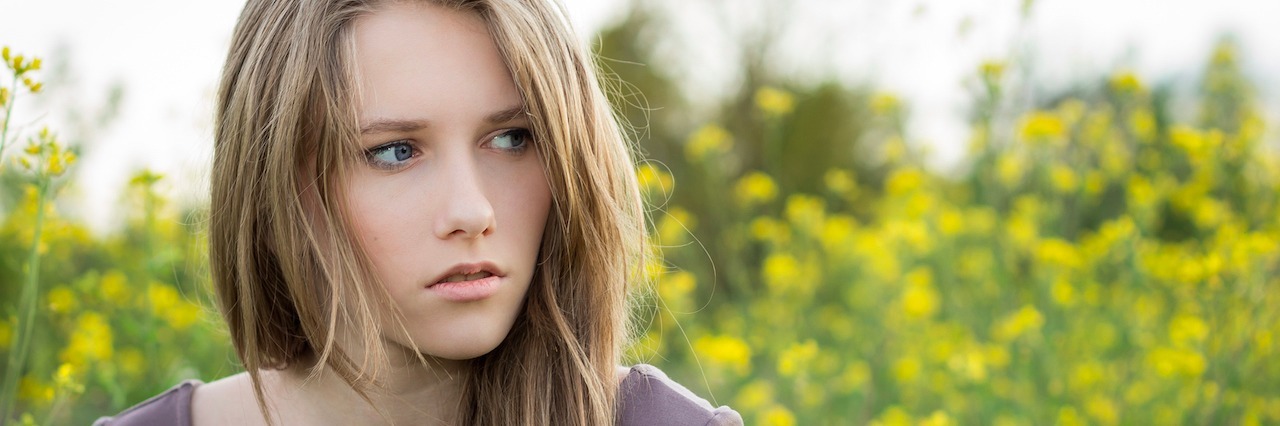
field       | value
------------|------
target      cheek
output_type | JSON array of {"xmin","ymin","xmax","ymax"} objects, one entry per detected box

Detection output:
[
  {"xmin": 494, "ymin": 163, "xmax": 553, "ymax": 242},
  {"xmin": 343, "ymin": 175, "xmax": 423, "ymax": 282}
]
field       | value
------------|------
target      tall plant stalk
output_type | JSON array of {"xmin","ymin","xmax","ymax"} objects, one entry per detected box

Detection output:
[
  {"xmin": 0, "ymin": 178, "xmax": 49, "ymax": 423},
  {"xmin": 0, "ymin": 46, "xmax": 50, "ymax": 424}
]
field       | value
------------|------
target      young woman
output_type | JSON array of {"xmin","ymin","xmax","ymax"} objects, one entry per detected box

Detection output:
[{"xmin": 96, "ymin": 0, "xmax": 740, "ymax": 424}]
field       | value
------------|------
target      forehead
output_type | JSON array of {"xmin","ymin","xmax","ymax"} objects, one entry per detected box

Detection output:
[{"xmin": 351, "ymin": 2, "xmax": 521, "ymax": 124}]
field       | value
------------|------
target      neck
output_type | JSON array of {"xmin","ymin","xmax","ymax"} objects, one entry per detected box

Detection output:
[{"xmin": 269, "ymin": 348, "xmax": 470, "ymax": 426}]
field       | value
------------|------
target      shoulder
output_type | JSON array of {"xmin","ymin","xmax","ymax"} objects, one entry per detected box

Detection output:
[
  {"xmin": 94, "ymin": 380, "xmax": 202, "ymax": 426},
  {"xmin": 190, "ymin": 371, "xmax": 268, "ymax": 425},
  {"xmin": 617, "ymin": 364, "xmax": 743, "ymax": 426}
]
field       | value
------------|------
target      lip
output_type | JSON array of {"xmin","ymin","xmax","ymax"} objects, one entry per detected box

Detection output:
[{"xmin": 427, "ymin": 261, "xmax": 505, "ymax": 302}]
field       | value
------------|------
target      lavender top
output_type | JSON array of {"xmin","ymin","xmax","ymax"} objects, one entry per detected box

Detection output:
[{"xmin": 95, "ymin": 364, "xmax": 742, "ymax": 425}]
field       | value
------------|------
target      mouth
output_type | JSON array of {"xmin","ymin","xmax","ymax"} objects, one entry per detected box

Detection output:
[
  {"xmin": 427, "ymin": 262, "xmax": 505, "ymax": 302},
  {"xmin": 436, "ymin": 270, "xmax": 495, "ymax": 284},
  {"xmin": 427, "ymin": 262, "xmax": 504, "ymax": 288}
]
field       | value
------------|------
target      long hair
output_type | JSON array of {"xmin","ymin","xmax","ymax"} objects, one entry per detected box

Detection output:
[{"xmin": 210, "ymin": 0, "xmax": 645, "ymax": 424}]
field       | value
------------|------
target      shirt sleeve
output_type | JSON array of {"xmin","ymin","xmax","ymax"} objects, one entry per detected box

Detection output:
[
  {"xmin": 94, "ymin": 380, "xmax": 201, "ymax": 426},
  {"xmin": 617, "ymin": 364, "xmax": 744, "ymax": 426}
]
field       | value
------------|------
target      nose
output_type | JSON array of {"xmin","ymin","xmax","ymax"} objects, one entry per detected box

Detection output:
[{"xmin": 433, "ymin": 157, "xmax": 496, "ymax": 240}]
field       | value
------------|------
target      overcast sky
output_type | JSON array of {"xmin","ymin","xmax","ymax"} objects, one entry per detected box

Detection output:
[{"xmin": 3, "ymin": 0, "xmax": 1278, "ymax": 232}]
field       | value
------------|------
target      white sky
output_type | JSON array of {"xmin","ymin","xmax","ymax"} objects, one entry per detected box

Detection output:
[{"xmin": 2, "ymin": 0, "xmax": 1278, "ymax": 232}]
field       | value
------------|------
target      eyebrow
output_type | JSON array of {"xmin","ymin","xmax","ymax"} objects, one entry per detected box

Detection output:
[{"xmin": 359, "ymin": 104, "xmax": 528, "ymax": 135}]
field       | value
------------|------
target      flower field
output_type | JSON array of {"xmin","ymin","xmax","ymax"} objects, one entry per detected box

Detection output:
[
  {"xmin": 2, "ymin": 28, "xmax": 1280, "ymax": 426},
  {"xmin": 626, "ymin": 42, "xmax": 1280, "ymax": 425}
]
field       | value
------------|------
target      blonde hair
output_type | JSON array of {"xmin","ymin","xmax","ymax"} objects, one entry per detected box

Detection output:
[{"xmin": 210, "ymin": 0, "xmax": 645, "ymax": 423}]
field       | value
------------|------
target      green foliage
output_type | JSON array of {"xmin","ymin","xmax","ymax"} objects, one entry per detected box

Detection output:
[
  {"xmin": 625, "ymin": 34, "xmax": 1280, "ymax": 425},
  {"xmin": 0, "ymin": 47, "xmax": 235, "ymax": 425}
]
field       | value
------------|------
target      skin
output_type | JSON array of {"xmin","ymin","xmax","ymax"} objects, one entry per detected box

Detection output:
[{"xmin": 192, "ymin": 3, "xmax": 551, "ymax": 424}]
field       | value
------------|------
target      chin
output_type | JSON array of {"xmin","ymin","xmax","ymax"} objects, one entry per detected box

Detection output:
[{"xmin": 412, "ymin": 321, "xmax": 515, "ymax": 361}]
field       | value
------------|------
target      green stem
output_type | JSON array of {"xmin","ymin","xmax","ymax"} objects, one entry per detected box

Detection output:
[
  {"xmin": 1, "ymin": 178, "xmax": 49, "ymax": 423},
  {"xmin": 0, "ymin": 74, "xmax": 18, "ymax": 162}
]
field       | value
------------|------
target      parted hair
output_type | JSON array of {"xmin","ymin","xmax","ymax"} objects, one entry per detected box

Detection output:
[{"xmin": 210, "ymin": 0, "xmax": 645, "ymax": 423}]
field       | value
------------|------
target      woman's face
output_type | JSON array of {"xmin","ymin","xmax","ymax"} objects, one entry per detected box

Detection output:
[{"xmin": 347, "ymin": 2, "xmax": 551, "ymax": 360}]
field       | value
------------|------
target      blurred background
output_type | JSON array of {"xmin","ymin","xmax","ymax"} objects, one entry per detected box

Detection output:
[{"xmin": 3, "ymin": 0, "xmax": 1280, "ymax": 424}]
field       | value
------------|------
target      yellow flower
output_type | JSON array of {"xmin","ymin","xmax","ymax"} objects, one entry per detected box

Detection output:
[
  {"xmin": 871, "ymin": 93, "xmax": 901, "ymax": 116},
  {"xmin": 1193, "ymin": 200, "xmax": 1226, "ymax": 229},
  {"xmin": 996, "ymin": 154, "xmax": 1026, "ymax": 188},
  {"xmin": 694, "ymin": 335, "xmax": 752, "ymax": 375},
  {"xmin": 47, "ymin": 287, "xmax": 79, "ymax": 314},
  {"xmin": 965, "ymin": 207, "xmax": 997, "ymax": 235},
  {"xmin": 754, "ymin": 86, "xmax": 795, "ymax": 117},
  {"xmin": 937, "ymin": 206, "xmax": 963, "ymax": 236},
  {"xmin": 734, "ymin": 171, "xmax": 778, "ymax": 206},
  {"xmin": 883, "ymin": 136, "xmax": 907, "ymax": 163},
  {"xmin": 1006, "ymin": 215, "xmax": 1038, "ymax": 251},
  {"xmin": 636, "ymin": 163, "xmax": 673, "ymax": 199},
  {"xmin": 920, "ymin": 411, "xmax": 954, "ymax": 426},
  {"xmin": 1169, "ymin": 314, "xmax": 1209, "ymax": 347},
  {"xmin": 820, "ymin": 215, "xmax": 857, "ymax": 256},
  {"xmin": 776, "ymin": 340, "xmax": 818, "ymax": 377},
  {"xmin": 784, "ymin": 194, "xmax": 825, "ymax": 234},
  {"xmin": 838, "ymin": 360, "xmax": 871, "ymax": 392},
  {"xmin": 734, "ymin": 379, "xmax": 774, "ymax": 410},
  {"xmin": 657, "ymin": 206, "xmax": 695, "ymax": 245},
  {"xmin": 1058, "ymin": 406, "xmax": 1085, "ymax": 426},
  {"xmin": 749, "ymin": 217, "xmax": 789, "ymax": 245},
  {"xmin": 980, "ymin": 60, "xmax": 1006, "ymax": 82},
  {"xmin": 900, "ymin": 267, "xmax": 940, "ymax": 319},
  {"xmin": 872, "ymin": 405, "xmax": 912, "ymax": 426},
  {"xmin": 658, "ymin": 270, "xmax": 696, "ymax": 305},
  {"xmin": 1051, "ymin": 278, "xmax": 1076, "ymax": 307},
  {"xmin": 1019, "ymin": 111, "xmax": 1066, "ymax": 144},
  {"xmin": 99, "ymin": 270, "xmax": 131, "ymax": 306},
  {"xmin": 18, "ymin": 375, "xmax": 53, "ymax": 404},
  {"xmin": 892, "ymin": 356, "xmax": 922, "ymax": 383},
  {"xmin": 762, "ymin": 406, "xmax": 797, "ymax": 426},
  {"xmin": 1148, "ymin": 346, "xmax": 1206, "ymax": 378},
  {"xmin": 149, "ymin": 282, "xmax": 203, "ymax": 330},
  {"xmin": 1035, "ymin": 238, "xmax": 1082, "ymax": 271},
  {"xmin": 1129, "ymin": 108, "xmax": 1157, "ymax": 142},
  {"xmin": 885, "ymin": 167, "xmax": 924, "ymax": 197},
  {"xmin": 1110, "ymin": 70, "xmax": 1145, "ymax": 94},
  {"xmin": 1085, "ymin": 394, "xmax": 1116, "ymax": 424},
  {"xmin": 903, "ymin": 192, "xmax": 936, "ymax": 220},
  {"xmin": 985, "ymin": 345, "xmax": 1010, "ymax": 369},
  {"xmin": 59, "ymin": 312, "xmax": 114, "ymax": 368},
  {"xmin": 1069, "ymin": 361, "xmax": 1105, "ymax": 393},
  {"xmin": 947, "ymin": 348, "xmax": 988, "ymax": 382},
  {"xmin": 169, "ymin": 303, "xmax": 203, "ymax": 331},
  {"xmin": 684, "ymin": 124, "xmax": 733, "ymax": 162},
  {"xmin": 1049, "ymin": 164, "xmax": 1078, "ymax": 193},
  {"xmin": 1169, "ymin": 125, "xmax": 1210, "ymax": 162},
  {"xmin": 957, "ymin": 250, "xmax": 992, "ymax": 280},
  {"xmin": 762, "ymin": 253, "xmax": 801, "ymax": 295},
  {"xmin": 824, "ymin": 168, "xmax": 859, "ymax": 199},
  {"xmin": 886, "ymin": 218, "xmax": 934, "ymax": 255},
  {"xmin": 993, "ymin": 305, "xmax": 1044, "ymax": 342}
]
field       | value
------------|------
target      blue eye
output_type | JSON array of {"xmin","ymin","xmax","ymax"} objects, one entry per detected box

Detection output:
[
  {"xmin": 491, "ymin": 129, "xmax": 531, "ymax": 152},
  {"xmin": 365, "ymin": 141, "xmax": 416, "ymax": 169}
]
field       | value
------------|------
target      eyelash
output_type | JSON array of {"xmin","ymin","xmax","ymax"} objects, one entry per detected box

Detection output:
[{"xmin": 362, "ymin": 128, "xmax": 534, "ymax": 171}]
